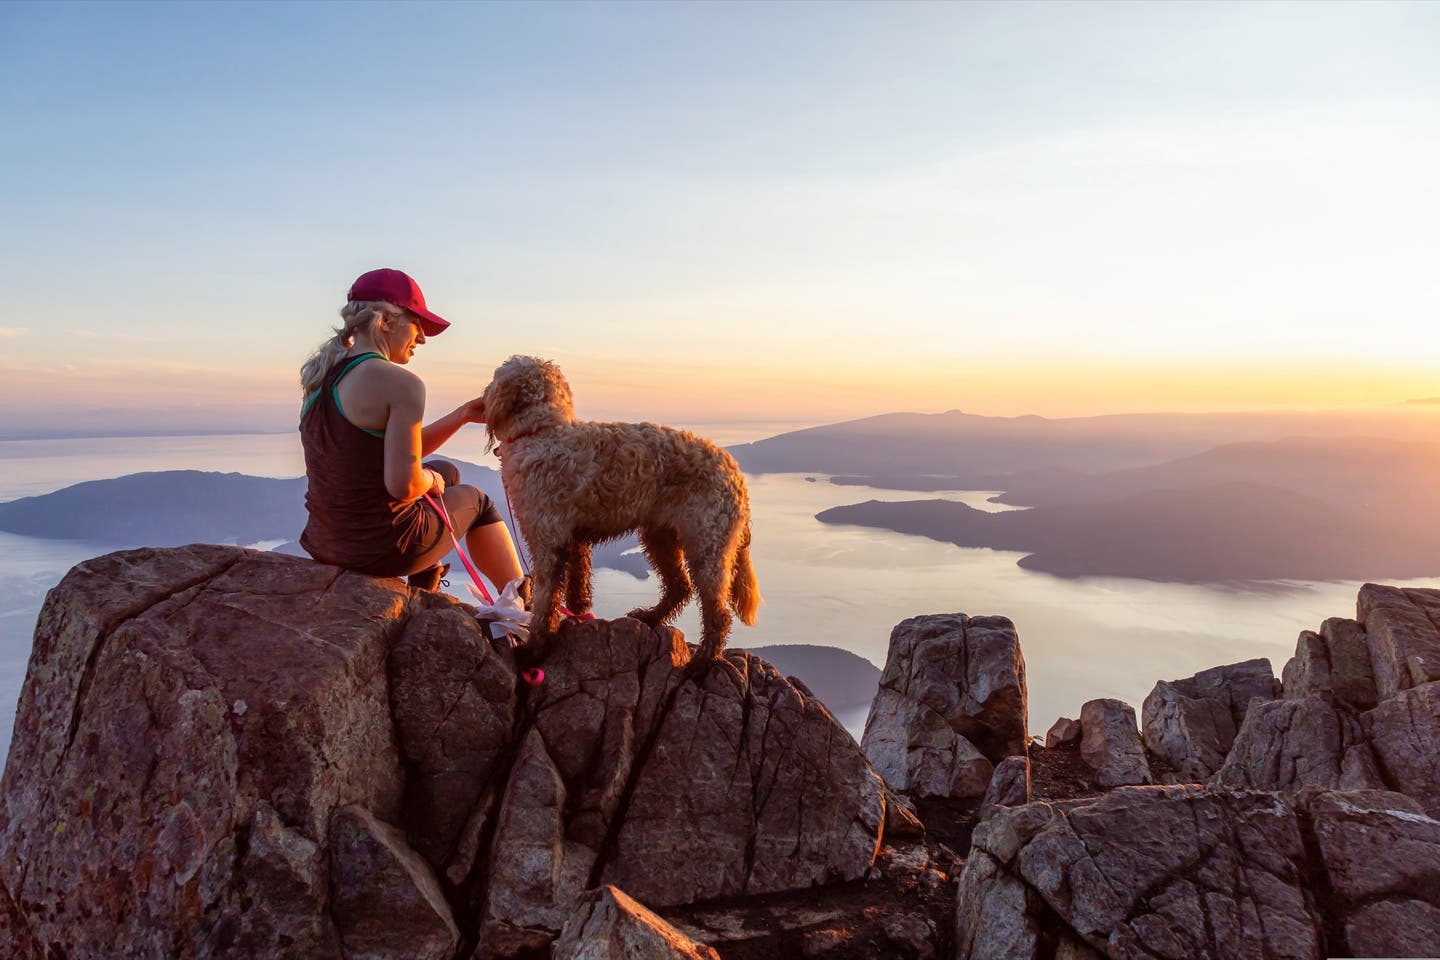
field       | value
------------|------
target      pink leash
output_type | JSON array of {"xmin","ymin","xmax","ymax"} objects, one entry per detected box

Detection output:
[
  {"xmin": 424, "ymin": 492, "xmax": 494, "ymax": 604},
  {"xmin": 424, "ymin": 492, "xmax": 544, "ymax": 686}
]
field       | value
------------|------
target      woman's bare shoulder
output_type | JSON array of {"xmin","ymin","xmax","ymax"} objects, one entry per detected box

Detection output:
[{"xmin": 348, "ymin": 356, "xmax": 425, "ymax": 396}]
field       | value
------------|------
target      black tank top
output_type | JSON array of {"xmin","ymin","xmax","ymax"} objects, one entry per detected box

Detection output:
[{"xmin": 298, "ymin": 353, "xmax": 439, "ymax": 575}]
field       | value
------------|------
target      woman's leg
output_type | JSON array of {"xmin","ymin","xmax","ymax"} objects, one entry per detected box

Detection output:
[
  {"xmin": 441, "ymin": 484, "xmax": 524, "ymax": 592},
  {"xmin": 466, "ymin": 521, "xmax": 524, "ymax": 593}
]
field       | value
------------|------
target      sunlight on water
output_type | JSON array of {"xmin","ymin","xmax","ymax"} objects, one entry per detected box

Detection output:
[{"xmin": 1, "ymin": 433, "xmax": 1431, "ymax": 755}]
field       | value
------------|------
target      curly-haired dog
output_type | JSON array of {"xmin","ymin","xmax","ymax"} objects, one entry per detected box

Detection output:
[{"xmin": 481, "ymin": 355, "xmax": 760, "ymax": 663}]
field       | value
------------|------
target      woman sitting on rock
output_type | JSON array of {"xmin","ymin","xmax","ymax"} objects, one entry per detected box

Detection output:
[{"xmin": 298, "ymin": 268, "xmax": 524, "ymax": 592}]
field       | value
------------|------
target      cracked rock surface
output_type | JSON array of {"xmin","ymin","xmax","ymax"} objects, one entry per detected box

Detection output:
[
  {"xmin": 0, "ymin": 547, "xmax": 889, "ymax": 959},
  {"xmin": 958, "ymin": 786, "xmax": 1327, "ymax": 960}
]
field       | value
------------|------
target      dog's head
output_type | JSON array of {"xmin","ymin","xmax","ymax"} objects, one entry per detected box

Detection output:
[{"xmin": 482, "ymin": 355, "xmax": 576, "ymax": 450}]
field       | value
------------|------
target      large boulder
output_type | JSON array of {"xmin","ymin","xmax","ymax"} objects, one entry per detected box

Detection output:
[
  {"xmin": 0, "ymin": 547, "xmax": 892, "ymax": 958},
  {"xmin": 1357, "ymin": 584, "xmax": 1440, "ymax": 700},
  {"xmin": 0, "ymin": 547, "xmax": 411, "ymax": 959},
  {"xmin": 861, "ymin": 614, "xmax": 1027, "ymax": 798},
  {"xmin": 1078, "ymin": 699, "xmax": 1150, "ymax": 787}
]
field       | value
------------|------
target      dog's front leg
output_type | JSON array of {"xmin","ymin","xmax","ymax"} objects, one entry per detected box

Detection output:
[
  {"xmin": 564, "ymin": 542, "xmax": 593, "ymax": 615},
  {"xmin": 527, "ymin": 544, "xmax": 570, "ymax": 662}
]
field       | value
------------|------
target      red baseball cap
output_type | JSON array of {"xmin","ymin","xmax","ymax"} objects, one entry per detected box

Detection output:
[{"xmin": 347, "ymin": 268, "xmax": 450, "ymax": 336}]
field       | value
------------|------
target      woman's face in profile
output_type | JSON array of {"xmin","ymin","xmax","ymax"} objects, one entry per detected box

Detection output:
[{"xmin": 383, "ymin": 314, "xmax": 426, "ymax": 364}]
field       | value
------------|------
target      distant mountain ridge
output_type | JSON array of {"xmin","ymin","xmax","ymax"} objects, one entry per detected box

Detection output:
[
  {"xmin": 816, "ymin": 434, "xmax": 1440, "ymax": 582},
  {"xmin": 728, "ymin": 407, "xmax": 1440, "ymax": 477}
]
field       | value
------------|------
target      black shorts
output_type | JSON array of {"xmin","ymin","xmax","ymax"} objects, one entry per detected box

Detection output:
[{"xmin": 359, "ymin": 484, "xmax": 504, "ymax": 577}]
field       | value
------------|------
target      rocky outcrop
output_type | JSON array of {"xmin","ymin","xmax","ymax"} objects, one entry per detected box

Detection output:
[
  {"xmin": 1300, "ymin": 788, "xmax": 1440, "ymax": 957},
  {"xmin": 1363, "ymin": 681, "xmax": 1440, "ymax": 816},
  {"xmin": 957, "ymin": 785, "xmax": 1419, "ymax": 960},
  {"xmin": 952, "ymin": 581, "xmax": 1440, "ymax": 960},
  {"xmin": 1216, "ymin": 607, "xmax": 1440, "ymax": 813},
  {"xmin": 1357, "ymin": 584, "xmax": 1440, "ymax": 700},
  {"xmin": 0, "ymin": 546, "xmax": 892, "ymax": 959},
  {"xmin": 554, "ymin": 885, "xmax": 719, "ymax": 960},
  {"xmin": 1078, "ymin": 699, "xmax": 1150, "ymax": 787},
  {"xmin": 1141, "ymin": 659, "xmax": 1276, "ymax": 782},
  {"xmin": 861, "ymin": 614, "xmax": 1027, "ymax": 799}
]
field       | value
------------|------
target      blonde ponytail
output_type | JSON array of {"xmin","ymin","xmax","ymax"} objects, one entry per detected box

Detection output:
[{"xmin": 298, "ymin": 300, "xmax": 407, "ymax": 403}]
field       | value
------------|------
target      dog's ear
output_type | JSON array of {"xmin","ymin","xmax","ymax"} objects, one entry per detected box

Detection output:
[{"xmin": 481, "ymin": 367, "xmax": 520, "ymax": 450}]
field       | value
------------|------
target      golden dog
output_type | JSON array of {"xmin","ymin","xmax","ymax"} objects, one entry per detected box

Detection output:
[{"xmin": 481, "ymin": 356, "xmax": 760, "ymax": 662}]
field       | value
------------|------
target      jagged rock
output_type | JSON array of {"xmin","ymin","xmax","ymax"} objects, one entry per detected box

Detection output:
[
  {"xmin": 957, "ymin": 787, "xmax": 1324, "ymax": 960},
  {"xmin": 0, "ymin": 547, "xmax": 407, "ymax": 958},
  {"xmin": 485, "ymin": 727, "xmax": 589, "ymax": 930},
  {"xmin": 1045, "ymin": 717, "xmax": 1080, "ymax": 749},
  {"xmin": 1281, "ymin": 618, "xmax": 1377, "ymax": 711},
  {"xmin": 1140, "ymin": 680, "xmax": 1233, "ymax": 782},
  {"xmin": 979, "ymin": 755, "xmax": 1031, "ymax": 821},
  {"xmin": 553, "ymin": 885, "xmax": 719, "ymax": 960},
  {"xmin": 0, "ymin": 547, "xmax": 892, "ymax": 958},
  {"xmin": 1357, "ymin": 583, "xmax": 1440, "ymax": 699},
  {"xmin": 1140, "ymin": 660, "xmax": 1278, "ymax": 782},
  {"xmin": 1362, "ymin": 680, "xmax": 1440, "ymax": 817},
  {"xmin": 861, "ymin": 613, "xmax": 1027, "ymax": 798},
  {"xmin": 1165, "ymin": 657, "xmax": 1279, "ymax": 727},
  {"xmin": 1299, "ymin": 788, "xmax": 1440, "ymax": 958},
  {"xmin": 328, "ymin": 805, "xmax": 459, "ymax": 960},
  {"xmin": 1078, "ymin": 699, "xmax": 1150, "ymax": 787},
  {"xmin": 1215, "ymin": 697, "xmax": 1383, "ymax": 794}
]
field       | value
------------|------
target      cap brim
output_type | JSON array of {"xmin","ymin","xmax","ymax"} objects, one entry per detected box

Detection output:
[{"xmin": 413, "ymin": 308, "xmax": 450, "ymax": 336}]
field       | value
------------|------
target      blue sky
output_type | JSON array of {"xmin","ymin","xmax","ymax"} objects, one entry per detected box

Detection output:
[{"xmin": 2, "ymin": 1, "xmax": 1438, "ymax": 436}]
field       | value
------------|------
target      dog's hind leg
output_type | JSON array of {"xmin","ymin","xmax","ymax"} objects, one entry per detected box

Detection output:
[
  {"xmin": 689, "ymin": 549, "xmax": 734, "ymax": 663},
  {"xmin": 627, "ymin": 527, "xmax": 691, "ymax": 627},
  {"xmin": 564, "ymin": 542, "xmax": 593, "ymax": 615}
]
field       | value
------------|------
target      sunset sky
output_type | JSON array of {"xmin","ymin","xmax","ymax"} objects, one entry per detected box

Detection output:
[{"xmin": 2, "ymin": 1, "xmax": 1438, "ymax": 437}]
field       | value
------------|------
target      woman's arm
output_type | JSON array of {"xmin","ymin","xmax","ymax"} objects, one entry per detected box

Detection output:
[
  {"xmin": 384, "ymin": 374, "xmax": 441, "ymax": 501},
  {"xmin": 420, "ymin": 397, "xmax": 484, "ymax": 457}
]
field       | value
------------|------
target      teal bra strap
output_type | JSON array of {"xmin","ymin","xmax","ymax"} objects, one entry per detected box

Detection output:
[{"xmin": 332, "ymin": 352, "xmax": 387, "ymax": 437}]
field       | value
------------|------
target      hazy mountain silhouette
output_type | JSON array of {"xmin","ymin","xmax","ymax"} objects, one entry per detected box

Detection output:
[
  {"xmin": 730, "ymin": 408, "xmax": 1440, "ymax": 477},
  {"xmin": 0, "ymin": 461, "xmax": 648, "ymax": 578},
  {"xmin": 818, "ymin": 482, "xmax": 1436, "ymax": 581},
  {"xmin": 744, "ymin": 644, "xmax": 881, "ymax": 710},
  {"xmin": 990, "ymin": 436, "xmax": 1440, "ymax": 515}
]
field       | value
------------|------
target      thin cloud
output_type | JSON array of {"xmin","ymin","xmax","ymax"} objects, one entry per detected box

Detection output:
[{"xmin": 0, "ymin": 327, "xmax": 29, "ymax": 338}]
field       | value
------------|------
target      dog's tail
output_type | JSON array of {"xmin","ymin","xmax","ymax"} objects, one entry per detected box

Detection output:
[{"xmin": 729, "ymin": 525, "xmax": 761, "ymax": 626}]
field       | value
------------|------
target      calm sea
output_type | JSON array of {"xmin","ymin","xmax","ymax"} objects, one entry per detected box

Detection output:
[{"xmin": 0, "ymin": 429, "xmax": 1421, "ymax": 756}]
